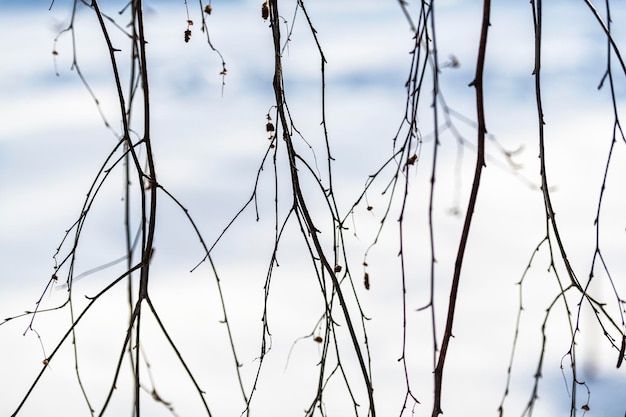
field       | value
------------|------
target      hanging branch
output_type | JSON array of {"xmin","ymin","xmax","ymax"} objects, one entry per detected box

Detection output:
[
  {"xmin": 578, "ymin": 0, "xmax": 626, "ymax": 359},
  {"xmin": 431, "ymin": 0, "xmax": 490, "ymax": 415},
  {"xmin": 10, "ymin": 265, "xmax": 141, "ymax": 416},
  {"xmin": 6, "ymin": 2, "xmax": 626, "ymax": 416},
  {"xmin": 267, "ymin": 0, "xmax": 376, "ymax": 415},
  {"xmin": 6, "ymin": 1, "xmax": 248, "ymax": 415}
]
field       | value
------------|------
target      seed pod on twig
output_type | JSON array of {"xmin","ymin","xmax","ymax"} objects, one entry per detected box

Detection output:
[{"xmin": 261, "ymin": 1, "xmax": 269, "ymax": 20}]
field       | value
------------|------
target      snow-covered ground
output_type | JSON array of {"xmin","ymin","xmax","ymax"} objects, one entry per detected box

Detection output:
[{"xmin": 1, "ymin": 1, "xmax": 625, "ymax": 416}]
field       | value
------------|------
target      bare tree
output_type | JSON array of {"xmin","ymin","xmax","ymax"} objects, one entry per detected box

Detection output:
[{"xmin": 1, "ymin": 1, "xmax": 625, "ymax": 416}]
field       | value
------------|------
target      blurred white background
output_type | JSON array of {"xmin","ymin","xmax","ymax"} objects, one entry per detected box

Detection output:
[{"xmin": 0, "ymin": 0, "xmax": 625, "ymax": 416}]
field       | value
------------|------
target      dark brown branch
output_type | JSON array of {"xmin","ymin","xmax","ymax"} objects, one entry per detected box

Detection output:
[
  {"xmin": 431, "ymin": 0, "xmax": 490, "ymax": 415},
  {"xmin": 269, "ymin": 1, "xmax": 375, "ymax": 415},
  {"xmin": 10, "ymin": 264, "xmax": 141, "ymax": 417}
]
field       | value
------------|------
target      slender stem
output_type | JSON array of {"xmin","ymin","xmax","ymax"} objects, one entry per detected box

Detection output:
[
  {"xmin": 133, "ymin": 2, "xmax": 157, "ymax": 415},
  {"xmin": 428, "ymin": 0, "xmax": 440, "ymax": 371},
  {"xmin": 269, "ymin": 1, "xmax": 375, "ymax": 415},
  {"xmin": 431, "ymin": 0, "xmax": 490, "ymax": 415}
]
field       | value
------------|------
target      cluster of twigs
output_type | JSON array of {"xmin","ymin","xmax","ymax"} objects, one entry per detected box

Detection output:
[
  {"xmin": 2, "ymin": 0, "xmax": 625, "ymax": 417},
  {"xmin": 496, "ymin": 2, "xmax": 626, "ymax": 416},
  {"xmin": 5, "ymin": 1, "xmax": 243, "ymax": 416}
]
